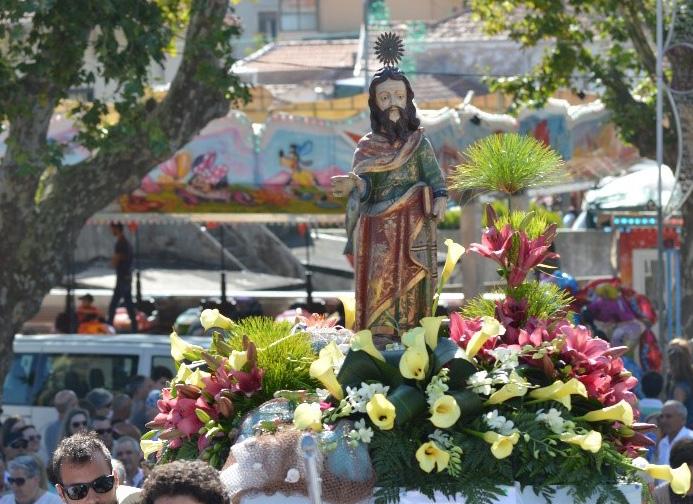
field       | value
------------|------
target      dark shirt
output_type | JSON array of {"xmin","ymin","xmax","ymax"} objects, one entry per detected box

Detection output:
[{"xmin": 115, "ymin": 237, "xmax": 133, "ymax": 278}]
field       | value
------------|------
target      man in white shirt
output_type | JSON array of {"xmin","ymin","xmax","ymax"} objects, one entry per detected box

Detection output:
[{"xmin": 655, "ymin": 400, "xmax": 693, "ymax": 466}]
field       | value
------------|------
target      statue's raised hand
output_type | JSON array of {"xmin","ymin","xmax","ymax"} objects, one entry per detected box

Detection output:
[{"xmin": 331, "ymin": 173, "xmax": 364, "ymax": 198}]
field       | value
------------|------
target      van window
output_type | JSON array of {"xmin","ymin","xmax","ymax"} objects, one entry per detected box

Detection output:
[
  {"xmin": 151, "ymin": 356, "xmax": 176, "ymax": 379},
  {"xmin": 2, "ymin": 353, "xmax": 139, "ymax": 406}
]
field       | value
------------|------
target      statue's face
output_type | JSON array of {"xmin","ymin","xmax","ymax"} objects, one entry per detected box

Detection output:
[{"xmin": 375, "ymin": 79, "xmax": 407, "ymax": 122}]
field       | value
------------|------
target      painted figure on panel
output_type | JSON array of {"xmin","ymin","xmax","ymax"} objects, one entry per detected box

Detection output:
[{"xmin": 332, "ymin": 33, "xmax": 447, "ymax": 337}]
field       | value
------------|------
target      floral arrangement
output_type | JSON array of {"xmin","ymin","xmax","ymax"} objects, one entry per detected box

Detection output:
[
  {"xmin": 289, "ymin": 135, "xmax": 692, "ymax": 504},
  {"xmin": 142, "ymin": 313, "xmax": 316, "ymax": 469}
]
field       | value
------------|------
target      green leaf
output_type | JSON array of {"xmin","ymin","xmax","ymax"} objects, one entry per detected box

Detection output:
[
  {"xmin": 388, "ymin": 384, "xmax": 427, "ymax": 427},
  {"xmin": 449, "ymin": 390, "xmax": 483, "ymax": 420},
  {"xmin": 337, "ymin": 349, "xmax": 402, "ymax": 389},
  {"xmin": 430, "ymin": 338, "xmax": 460, "ymax": 374},
  {"xmin": 446, "ymin": 358, "xmax": 478, "ymax": 388}
]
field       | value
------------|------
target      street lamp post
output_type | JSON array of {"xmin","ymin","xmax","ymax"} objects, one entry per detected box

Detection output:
[{"xmin": 656, "ymin": 0, "xmax": 666, "ymax": 347}]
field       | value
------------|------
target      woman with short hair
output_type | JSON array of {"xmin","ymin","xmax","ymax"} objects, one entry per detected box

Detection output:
[{"xmin": 0, "ymin": 454, "xmax": 61, "ymax": 504}]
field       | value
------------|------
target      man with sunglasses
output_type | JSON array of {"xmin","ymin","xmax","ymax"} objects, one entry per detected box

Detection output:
[
  {"xmin": 91, "ymin": 418, "xmax": 113, "ymax": 451},
  {"xmin": 3, "ymin": 432, "xmax": 29, "ymax": 463},
  {"xmin": 51, "ymin": 433, "xmax": 140, "ymax": 504}
]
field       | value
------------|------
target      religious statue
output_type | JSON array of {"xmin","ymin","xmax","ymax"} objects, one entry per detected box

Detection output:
[{"xmin": 332, "ymin": 33, "xmax": 448, "ymax": 337}]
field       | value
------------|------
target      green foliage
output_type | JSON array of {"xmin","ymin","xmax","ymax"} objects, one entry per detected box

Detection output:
[
  {"xmin": 370, "ymin": 428, "xmax": 509, "ymax": 504},
  {"xmin": 438, "ymin": 206, "xmax": 462, "ymax": 229},
  {"xmin": 466, "ymin": 0, "xmax": 687, "ymax": 160},
  {"xmin": 463, "ymin": 282, "xmax": 573, "ymax": 322},
  {"xmin": 450, "ymin": 133, "xmax": 565, "ymax": 195},
  {"xmin": 482, "ymin": 201, "xmax": 562, "ymax": 231},
  {"xmin": 228, "ymin": 317, "xmax": 317, "ymax": 401}
]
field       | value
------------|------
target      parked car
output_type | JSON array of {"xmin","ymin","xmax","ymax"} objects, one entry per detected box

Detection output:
[{"xmin": 1, "ymin": 334, "xmax": 209, "ymax": 434}]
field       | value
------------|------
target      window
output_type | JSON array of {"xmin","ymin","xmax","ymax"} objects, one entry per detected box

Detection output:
[
  {"xmin": 151, "ymin": 355, "xmax": 176, "ymax": 381},
  {"xmin": 258, "ymin": 12, "xmax": 278, "ymax": 40},
  {"xmin": 280, "ymin": 0, "xmax": 317, "ymax": 31},
  {"xmin": 2, "ymin": 353, "xmax": 139, "ymax": 406}
]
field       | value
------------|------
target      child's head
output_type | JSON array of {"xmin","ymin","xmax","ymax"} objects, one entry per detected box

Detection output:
[
  {"xmin": 78, "ymin": 293, "xmax": 94, "ymax": 307},
  {"xmin": 641, "ymin": 371, "xmax": 664, "ymax": 399}
]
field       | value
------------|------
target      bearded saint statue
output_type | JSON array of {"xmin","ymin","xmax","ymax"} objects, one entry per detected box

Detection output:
[{"xmin": 332, "ymin": 34, "xmax": 447, "ymax": 338}]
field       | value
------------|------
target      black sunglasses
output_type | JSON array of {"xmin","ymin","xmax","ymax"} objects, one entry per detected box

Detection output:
[
  {"xmin": 8, "ymin": 477, "xmax": 27, "ymax": 486},
  {"xmin": 9, "ymin": 439, "xmax": 28, "ymax": 450},
  {"xmin": 61, "ymin": 475, "xmax": 115, "ymax": 501},
  {"xmin": 95, "ymin": 428, "xmax": 112, "ymax": 435},
  {"xmin": 71, "ymin": 420, "xmax": 88, "ymax": 429}
]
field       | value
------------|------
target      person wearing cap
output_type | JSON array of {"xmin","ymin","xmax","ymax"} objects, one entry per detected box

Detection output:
[
  {"xmin": 76, "ymin": 295, "xmax": 102, "ymax": 325},
  {"xmin": 85, "ymin": 389, "xmax": 113, "ymax": 420}
]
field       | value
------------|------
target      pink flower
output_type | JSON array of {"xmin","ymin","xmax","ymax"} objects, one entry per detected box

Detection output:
[
  {"xmin": 449, "ymin": 312, "xmax": 482, "ymax": 345},
  {"xmin": 494, "ymin": 297, "xmax": 529, "ymax": 344},
  {"xmin": 230, "ymin": 367, "xmax": 264, "ymax": 396},
  {"xmin": 507, "ymin": 225, "xmax": 559, "ymax": 287}
]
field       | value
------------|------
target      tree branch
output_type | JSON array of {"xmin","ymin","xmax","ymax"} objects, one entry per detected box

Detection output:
[{"xmin": 618, "ymin": 1, "xmax": 657, "ymax": 80}]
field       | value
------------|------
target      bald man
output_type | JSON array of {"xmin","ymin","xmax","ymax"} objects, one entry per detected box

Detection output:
[{"xmin": 44, "ymin": 389, "xmax": 78, "ymax": 460}]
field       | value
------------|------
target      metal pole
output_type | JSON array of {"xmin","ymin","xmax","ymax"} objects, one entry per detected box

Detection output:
[
  {"xmin": 305, "ymin": 222, "xmax": 313, "ymax": 309},
  {"xmin": 363, "ymin": 0, "xmax": 369, "ymax": 92},
  {"xmin": 220, "ymin": 225, "xmax": 227, "ymax": 303},
  {"xmin": 656, "ymin": 0, "xmax": 666, "ymax": 345}
]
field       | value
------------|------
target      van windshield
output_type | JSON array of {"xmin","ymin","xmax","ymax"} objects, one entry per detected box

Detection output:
[{"xmin": 3, "ymin": 353, "xmax": 139, "ymax": 405}]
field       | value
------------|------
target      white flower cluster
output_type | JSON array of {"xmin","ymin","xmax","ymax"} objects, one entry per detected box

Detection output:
[
  {"xmin": 536, "ymin": 408, "xmax": 574, "ymax": 434},
  {"xmin": 347, "ymin": 419, "xmax": 374, "ymax": 447},
  {"xmin": 489, "ymin": 347, "xmax": 520, "ymax": 370},
  {"xmin": 485, "ymin": 410, "xmax": 515, "ymax": 435},
  {"xmin": 346, "ymin": 382, "xmax": 390, "ymax": 413},
  {"xmin": 425, "ymin": 368, "xmax": 450, "ymax": 406},
  {"xmin": 467, "ymin": 369, "xmax": 509, "ymax": 396}
]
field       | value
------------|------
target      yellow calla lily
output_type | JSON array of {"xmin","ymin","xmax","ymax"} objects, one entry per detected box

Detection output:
[
  {"xmin": 559, "ymin": 431, "xmax": 602, "ymax": 453},
  {"xmin": 399, "ymin": 347, "xmax": 429, "ymax": 381},
  {"xmin": 170, "ymin": 332, "xmax": 204, "ymax": 363},
  {"xmin": 200, "ymin": 308, "xmax": 234, "ymax": 331},
  {"xmin": 441, "ymin": 239, "xmax": 466, "ymax": 285},
  {"xmin": 420, "ymin": 316, "xmax": 445, "ymax": 350},
  {"xmin": 184, "ymin": 368, "xmax": 210, "ymax": 389},
  {"xmin": 528, "ymin": 378, "xmax": 587, "ymax": 410},
  {"xmin": 319, "ymin": 341, "xmax": 345, "ymax": 367},
  {"xmin": 402, "ymin": 327, "xmax": 427, "ymax": 351},
  {"xmin": 466, "ymin": 316, "xmax": 505, "ymax": 359},
  {"xmin": 293, "ymin": 402, "xmax": 323, "ymax": 431},
  {"xmin": 309, "ymin": 355, "xmax": 344, "ymax": 400},
  {"xmin": 366, "ymin": 393, "xmax": 396, "ymax": 430},
  {"xmin": 351, "ymin": 330, "xmax": 385, "ymax": 361},
  {"xmin": 430, "ymin": 395, "xmax": 461, "ymax": 428},
  {"xmin": 228, "ymin": 350, "xmax": 248, "ymax": 371},
  {"xmin": 338, "ymin": 296, "xmax": 356, "ymax": 330},
  {"xmin": 483, "ymin": 431, "xmax": 520, "ymax": 459},
  {"xmin": 416, "ymin": 441, "xmax": 450, "ymax": 473},
  {"xmin": 140, "ymin": 439, "xmax": 163, "ymax": 458},
  {"xmin": 580, "ymin": 400, "xmax": 634, "ymax": 426},
  {"xmin": 636, "ymin": 461, "xmax": 691, "ymax": 495},
  {"xmin": 486, "ymin": 371, "xmax": 530, "ymax": 405}
]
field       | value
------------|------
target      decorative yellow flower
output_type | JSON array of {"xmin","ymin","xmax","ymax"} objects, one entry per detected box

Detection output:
[
  {"xmin": 366, "ymin": 393, "xmax": 396, "ymax": 430},
  {"xmin": 399, "ymin": 347, "xmax": 429, "ymax": 381},
  {"xmin": 351, "ymin": 330, "xmax": 385, "ymax": 361},
  {"xmin": 486, "ymin": 371, "xmax": 530, "ymax": 405},
  {"xmin": 338, "ymin": 295, "xmax": 356, "ymax": 330},
  {"xmin": 402, "ymin": 327, "xmax": 427, "ymax": 351},
  {"xmin": 559, "ymin": 430, "xmax": 602, "ymax": 453},
  {"xmin": 466, "ymin": 316, "xmax": 505, "ymax": 359},
  {"xmin": 633, "ymin": 458, "xmax": 691, "ymax": 495},
  {"xmin": 170, "ymin": 332, "xmax": 204, "ymax": 363},
  {"xmin": 420, "ymin": 316, "xmax": 445, "ymax": 350},
  {"xmin": 309, "ymin": 355, "xmax": 344, "ymax": 400},
  {"xmin": 580, "ymin": 400, "xmax": 634, "ymax": 426},
  {"xmin": 528, "ymin": 378, "xmax": 587, "ymax": 410},
  {"xmin": 482, "ymin": 431, "xmax": 520, "ymax": 459},
  {"xmin": 293, "ymin": 402, "xmax": 323, "ymax": 431},
  {"xmin": 441, "ymin": 239, "xmax": 466, "ymax": 285},
  {"xmin": 416, "ymin": 441, "xmax": 450, "ymax": 473},
  {"xmin": 140, "ymin": 439, "xmax": 163, "ymax": 458},
  {"xmin": 173, "ymin": 362, "xmax": 193, "ymax": 383},
  {"xmin": 319, "ymin": 341, "xmax": 345, "ymax": 367},
  {"xmin": 430, "ymin": 395, "xmax": 461, "ymax": 428},
  {"xmin": 200, "ymin": 308, "xmax": 234, "ymax": 331},
  {"xmin": 184, "ymin": 368, "xmax": 210, "ymax": 389},
  {"xmin": 228, "ymin": 350, "xmax": 248, "ymax": 371}
]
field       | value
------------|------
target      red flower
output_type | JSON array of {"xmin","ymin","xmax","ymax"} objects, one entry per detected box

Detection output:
[{"xmin": 507, "ymin": 224, "xmax": 559, "ymax": 288}]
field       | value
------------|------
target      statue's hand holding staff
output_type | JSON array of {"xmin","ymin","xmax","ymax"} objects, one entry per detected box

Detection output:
[{"xmin": 431, "ymin": 196, "xmax": 448, "ymax": 223}]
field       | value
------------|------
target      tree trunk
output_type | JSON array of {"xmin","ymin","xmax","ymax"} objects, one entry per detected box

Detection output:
[{"xmin": 0, "ymin": 0, "xmax": 242, "ymax": 406}]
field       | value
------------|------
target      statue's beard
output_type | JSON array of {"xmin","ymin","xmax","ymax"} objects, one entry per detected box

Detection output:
[{"xmin": 376, "ymin": 106, "xmax": 412, "ymax": 144}]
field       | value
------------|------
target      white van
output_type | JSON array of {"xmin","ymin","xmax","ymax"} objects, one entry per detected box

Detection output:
[{"xmin": 2, "ymin": 334, "xmax": 209, "ymax": 434}]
